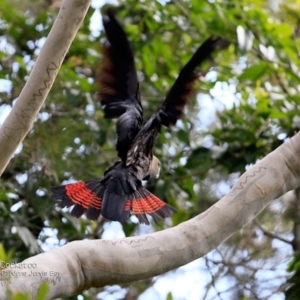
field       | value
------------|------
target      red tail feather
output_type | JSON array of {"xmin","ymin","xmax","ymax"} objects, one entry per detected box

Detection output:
[
  {"xmin": 126, "ymin": 194, "xmax": 164, "ymax": 215},
  {"xmin": 65, "ymin": 182, "xmax": 102, "ymax": 209},
  {"xmin": 51, "ymin": 179, "xmax": 175, "ymax": 224},
  {"xmin": 124, "ymin": 189, "xmax": 176, "ymax": 224},
  {"xmin": 51, "ymin": 180, "xmax": 103, "ymax": 220}
]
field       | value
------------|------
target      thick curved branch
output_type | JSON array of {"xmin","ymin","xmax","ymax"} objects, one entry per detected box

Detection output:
[
  {"xmin": 0, "ymin": 0, "xmax": 91, "ymax": 175},
  {"xmin": 1, "ymin": 132, "xmax": 300, "ymax": 299}
]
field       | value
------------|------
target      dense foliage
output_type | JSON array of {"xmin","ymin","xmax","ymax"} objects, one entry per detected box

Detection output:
[{"xmin": 1, "ymin": 0, "xmax": 300, "ymax": 299}]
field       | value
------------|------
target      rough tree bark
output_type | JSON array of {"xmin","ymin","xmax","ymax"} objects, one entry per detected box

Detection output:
[
  {"xmin": 0, "ymin": 132, "xmax": 300, "ymax": 299},
  {"xmin": 0, "ymin": 0, "xmax": 91, "ymax": 175}
]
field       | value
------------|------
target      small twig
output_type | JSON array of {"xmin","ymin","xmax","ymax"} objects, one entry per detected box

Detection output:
[
  {"xmin": 253, "ymin": 219, "xmax": 292, "ymax": 245},
  {"xmin": 170, "ymin": 0, "xmax": 189, "ymax": 18}
]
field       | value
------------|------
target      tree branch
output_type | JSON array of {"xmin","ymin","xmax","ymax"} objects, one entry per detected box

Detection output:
[
  {"xmin": 1, "ymin": 132, "xmax": 300, "ymax": 299},
  {"xmin": 253, "ymin": 219, "xmax": 293, "ymax": 245},
  {"xmin": 0, "ymin": 0, "xmax": 91, "ymax": 175}
]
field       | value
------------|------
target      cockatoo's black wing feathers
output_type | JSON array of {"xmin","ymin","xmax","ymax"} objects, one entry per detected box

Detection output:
[
  {"xmin": 98, "ymin": 8, "xmax": 143, "ymax": 162},
  {"xmin": 126, "ymin": 36, "xmax": 221, "ymax": 166}
]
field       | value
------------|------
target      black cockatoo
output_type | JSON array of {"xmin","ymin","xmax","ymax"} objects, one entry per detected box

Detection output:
[{"xmin": 51, "ymin": 9, "xmax": 221, "ymax": 224}]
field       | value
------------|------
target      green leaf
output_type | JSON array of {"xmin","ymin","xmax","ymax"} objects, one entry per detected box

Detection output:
[
  {"xmin": 177, "ymin": 129, "xmax": 189, "ymax": 145},
  {"xmin": 186, "ymin": 147, "xmax": 213, "ymax": 171},
  {"xmin": 12, "ymin": 292, "xmax": 30, "ymax": 300},
  {"xmin": 0, "ymin": 243, "xmax": 6, "ymax": 262},
  {"xmin": 274, "ymin": 23, "xmax": 293, "ymax": 38},
  {"xmin": 166, "ymin": 291, "xmax": 173, "ymax": 300},
  {"xmin": 35, "ymin": 282, "xmax": 49, "ymax": 300},
  {"xmin": 239, "ymin": 63, "xmax": 270, "ymax": 81}
]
